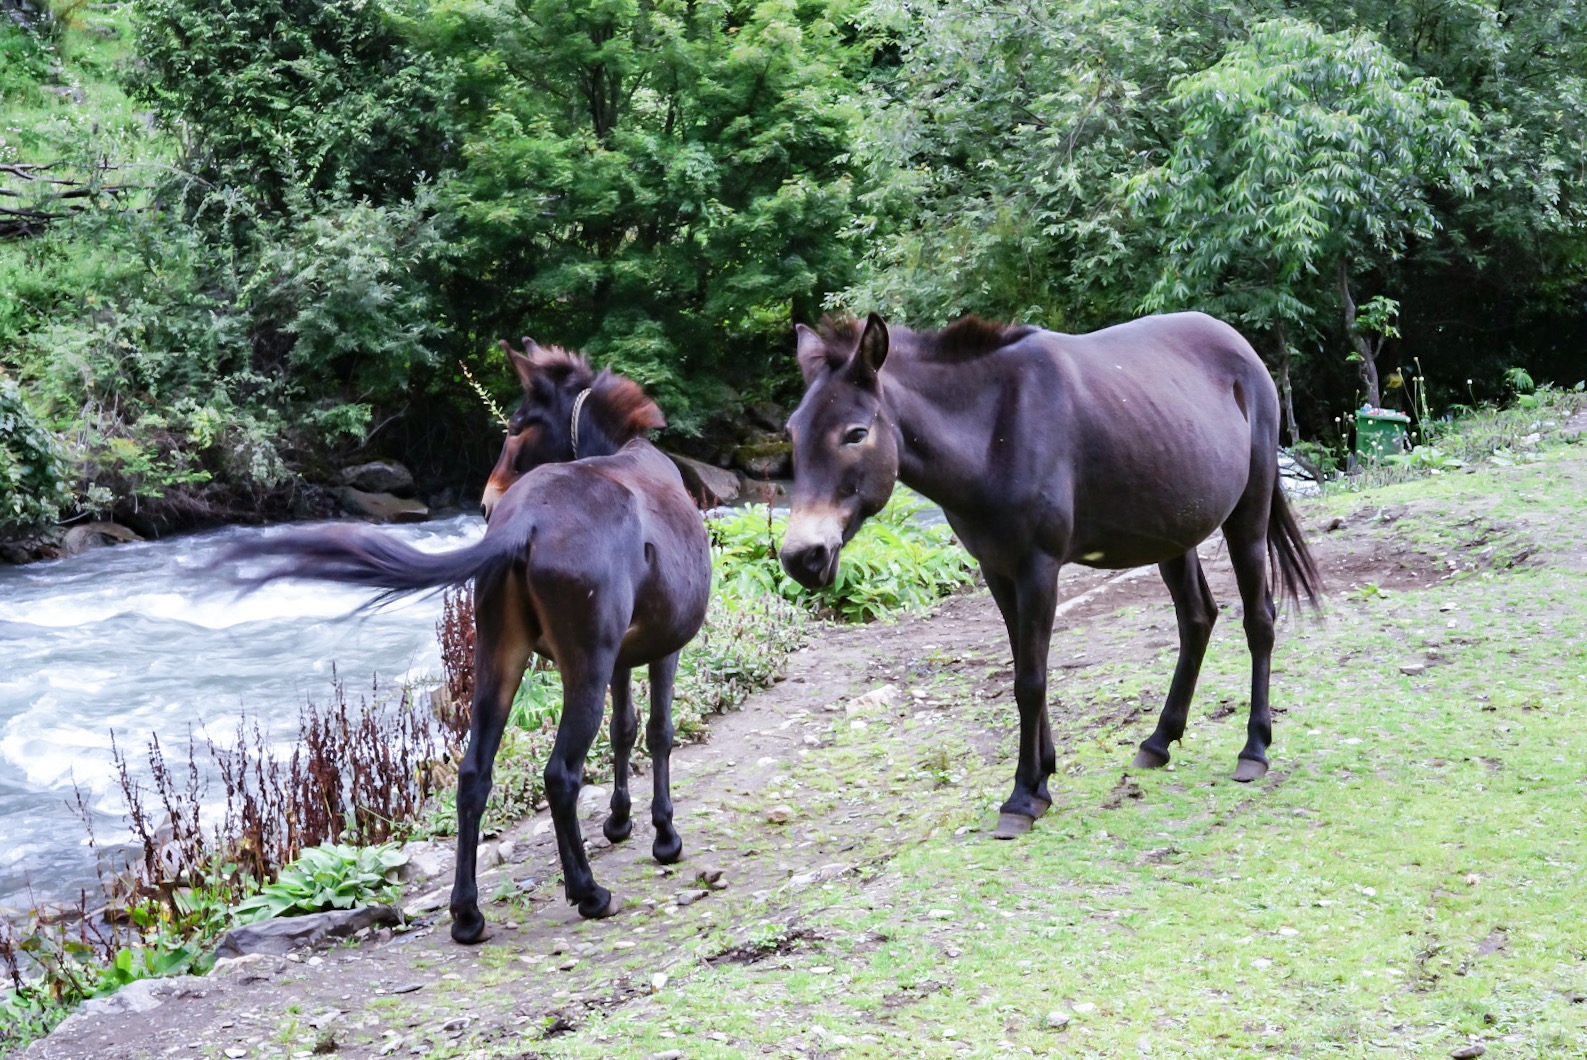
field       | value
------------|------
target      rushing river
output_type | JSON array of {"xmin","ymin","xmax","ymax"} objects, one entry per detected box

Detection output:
[{"xmin": 0, "ymin": 514, "xmax": 484, "ymax": 913}]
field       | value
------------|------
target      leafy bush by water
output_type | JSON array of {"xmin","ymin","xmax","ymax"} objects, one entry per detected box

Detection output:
[{"xmin": 711, "ymin": 488, "xmax": 977, "ymax": 622}]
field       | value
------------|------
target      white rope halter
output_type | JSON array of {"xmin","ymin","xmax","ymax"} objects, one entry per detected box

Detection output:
[{"xmin": 569, "ymin": 388, "xmax": 593, "ymax": 459}]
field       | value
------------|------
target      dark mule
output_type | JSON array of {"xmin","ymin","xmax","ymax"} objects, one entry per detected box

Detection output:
[
  {"xmin": 221, "ymin": 341, "xmax": 710, "ymax": 940},
  {"xmin": 780, "ymin": 311, "xmax": 1321, "ymax": 839}
]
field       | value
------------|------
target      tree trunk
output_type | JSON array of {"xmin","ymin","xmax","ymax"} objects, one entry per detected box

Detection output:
[
  {"xmin": 1338, "ymin": 259, "xmax": 1380, "ymax": 407},
  {"xmin": 1274, "ymin": 327, "xmax": 1299, "ymax": 448}
]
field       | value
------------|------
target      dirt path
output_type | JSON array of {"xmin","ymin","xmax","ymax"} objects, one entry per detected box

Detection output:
[{"xmin": 20, "ymin": 449, "xmax": 1572, "ymax": 1060}]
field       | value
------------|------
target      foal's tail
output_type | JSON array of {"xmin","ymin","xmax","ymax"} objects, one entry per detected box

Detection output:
[
  {"xmin": 214, "ymin": 521, "xmax": 524, "ymax": 605},
  {"xmin": 1267, "ymin": 483, "xmax": 1323, "ymax": 612}
]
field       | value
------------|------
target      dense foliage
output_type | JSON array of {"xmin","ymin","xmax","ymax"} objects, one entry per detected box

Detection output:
[{"xmin": 2, "ymin": 0, "xmax": 1586, "ymax": 539}]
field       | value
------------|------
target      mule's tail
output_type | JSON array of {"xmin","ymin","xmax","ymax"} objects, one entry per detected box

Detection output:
[
  {"xmin": 1267, "ymin": 482, "xmax": 1323, "ymax": 612},
  {"xmin": 215, "ymin": 522, "xmax": 522, "ymax": 605}
]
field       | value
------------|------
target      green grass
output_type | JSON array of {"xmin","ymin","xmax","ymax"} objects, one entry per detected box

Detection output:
[{"xmin": 533, "ymin": 442, "xmax": 1587, "ymax": 1059}]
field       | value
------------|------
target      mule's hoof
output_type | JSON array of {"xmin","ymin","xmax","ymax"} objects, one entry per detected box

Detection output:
[
  {"xmin": 653, "ymin": 832, "xmax": 683, "ymax": 865},
  {"xmin": 993, "ymin": 812, "xmax": 1036, "ymax": 839},
  {"xmin": 578, "ymin": 887, "xmax": 621, "ymax": 919},
  {"xmin": 450, "ymin": 909, "xmax": 487, "ymax": 945},
  {"xmin": 1132, "ymin": 747, "xmax": 1170, "ymax": 769},
  {"xmin": 603, "ymin": 814, "xmax": 633, "ymax": 844},
  {"xmin": 1032, "ymin": 796, "xmax": 1053, "ymax": 819},
  {"xmin": 1232, "ymin": 758, "xmax": 1268, "ymax": 783}
]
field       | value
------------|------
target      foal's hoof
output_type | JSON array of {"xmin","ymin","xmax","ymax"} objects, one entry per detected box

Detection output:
[
  {"xmin": 450, "ymin": 909, "xmax": 488, "ymax": 945},
  {"xmin": 992, "ymin": 812, "xmax": 1036, "ymax": 839},
  {"xmin": 603, "ymin": 814, "xmax": 633, "ymax": 844},
  {"xmin": 577, "ymin": 887, "xmax": 622, "ymax": 920},
  {"xmin": 1132, "ymin": 746, "xmax": 1170, "ymax": 769},
  {"xmin": 1232, "ymin": 757, "xmax": 1268, "ymax": 783}
]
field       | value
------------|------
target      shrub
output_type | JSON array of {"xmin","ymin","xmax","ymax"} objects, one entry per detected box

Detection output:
[
  {"xmin": 0, "ymin": 378, "xmax": 72, "ymax": 532},
  {"xmin": 711, "ymin": 488, "xmax": 978, "ymax": 622},
  {"xmin": 232, "ymin": 843, "xmax": 406, "ymax": 923}
]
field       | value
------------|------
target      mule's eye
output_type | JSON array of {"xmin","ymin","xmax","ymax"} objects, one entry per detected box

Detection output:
[{"xmin": 843, "ymin": 427, "xmax": 869, "ymax": 445}]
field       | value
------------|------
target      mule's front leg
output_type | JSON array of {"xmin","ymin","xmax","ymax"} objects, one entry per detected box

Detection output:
[
  {"xmin": 603, "ymin": 669, "xmax": 637, "ymax": 843},
  {"xmin": 646, "ymin": 653, "xmax": 683, "ymax": 864},
  {"xmin": 994, "ymin": 557, "xmax": 1061, "ymax": 839},
  {"xmin": 450, "ymin": 587, "xmax": 531, "ymax": 944},
  {"xmin": 545, "ymin": 661, "xmax": 621, "ymax": 919}
]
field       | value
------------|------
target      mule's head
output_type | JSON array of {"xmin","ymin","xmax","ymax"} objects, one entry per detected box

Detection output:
[
  {"xmin": 780, "ymin": 312, "xmax": 900, "ymax": 589},
  {"xmin": 481, "ymin": 338, "xmax": 667, "ymax": 521}
]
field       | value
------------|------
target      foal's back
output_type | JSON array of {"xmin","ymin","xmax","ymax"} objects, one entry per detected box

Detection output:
[{"xmin": 490, "ymin": 438, "xmax": 710, "ymax": 666}]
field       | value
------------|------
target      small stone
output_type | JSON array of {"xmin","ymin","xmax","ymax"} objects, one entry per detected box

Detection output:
[
  {"xmin": 389, "ymin": 982, "xmax": 423, "ymax": 995},
  {"xmin": 558, "ymin": 958, "xmax": 578, "ymax": 971},
  {"xmin": 651, "ymin": 972, "xmax": 668, "ymax": 993},
  {"xmin": 1400, "ymin": 663, "xmax": 1427, "ymax": 676},
  {"xmin": 651, "ymin": 1052, "xmax": 683, "ymax": 1060},
  {"xmin": 577, "ymin": 785, "xmax": 608, "ymax": 812},
  {"xmin": 766, "ymin": 805, "xmax": 793, "ymax": 824},
  {"xmin": 926, "ymin": 909, "xmax": 954, "ymax": 920},
  {"xmin": 709, "ymin": 878, "xmax": 729, "ymax": 890},
  {"xmin": 675, "ymin": 889, "xmax": 709, "ymax": 907},
  {"xmin": 1450, "ymin": 1046, "xmax": 1486, "ymax": 1059},
  {"xmin": 225, "ymin": 1051, "xmax": 247, "ymax": 1059},
  {"xmin": 696, "ymin": 867, "xmax": 724, "ymax": 886},
  {"xmin": 1072, "ymin": 1002, "xmax": 1096, "ymax": 1015},
  {"xmin": 811, "ymin": 966, "xmax": 834, "ymax": 975},
  {"xmin": 1044, "ymin": 1012, "xmax": 1071, "ymax": 1029}
]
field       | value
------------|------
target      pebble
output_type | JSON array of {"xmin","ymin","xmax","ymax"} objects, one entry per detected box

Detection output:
[
  {"xmin": 1400, "ymin": 663, "xmax": 1427, "ymax": 676},
  {"xmin": 1072, "ymin": 1002, "xmax": 1096, "ymax": 1015},
  {"xmin": 1044, "ymin": 1011, "xmax": 1071, "ymax": 1029},
  {"xmin": 388, "ymin": 982, "xmax": 423, "ymax": 995},
  {"xmin": 766, "ymin": 805, "xmax": 793, "ymax": 824},
  {"xmin": 926, "ymin": 909, "xmax": 954, "ymax": 920},
  {"xmin": 651, "ymin": 972, "xmax": 669, "ymax": 993},
  {"xmin": 1450, "ymin": 1046, "xmax": 1486, "ymax": 1059},
  {"xmin": 225, "ymin": 1050, "xmax": 247, "ymax": 1059}
]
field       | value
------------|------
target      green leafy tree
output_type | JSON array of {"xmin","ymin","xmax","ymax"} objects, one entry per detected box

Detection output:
[
  {"xmin": 1127, "ymin": 17, "xmax": 1477, "ymax": 427},
  {"xmin": 130, "ymin": 0, "xmax": 452, "ymax": 209},
  {"xmin": 0, "ymin": 378, "xmax": 72, "ymax": 532},
  {"xmin": 428, "ymin": 0, "xmax": 863, "ymax": 431},
  {"xmin": 839, "ymin": 0, "xmax": 1241, "ymax": 328}
]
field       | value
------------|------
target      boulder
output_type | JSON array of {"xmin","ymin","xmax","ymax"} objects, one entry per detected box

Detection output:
[
  {"xmin": 667, "ymin": 452, "xmax": 741, "ymax": 506},
  {"xmin": 336, "ymin": 487, "xmax": 429, "ymax": 523},
  {"xmin": 733, "ymin": 437, "xmax": 793, "ymax": 480},
  {"xmin": 62, "ymin": 521, "xmax": 142, "ymax": 556},
  {"xmin": 214, "ymin": 905, "xmax": 402, "ymax": 959},
  {"xmin": 340, "ymin": 460, "xmax": 416, "ymax": 496}
]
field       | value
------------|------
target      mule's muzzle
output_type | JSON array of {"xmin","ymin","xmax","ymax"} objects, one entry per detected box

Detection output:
[{"xmin": 780, "ymin": 541, "xmax": 839, "ymax": 589}]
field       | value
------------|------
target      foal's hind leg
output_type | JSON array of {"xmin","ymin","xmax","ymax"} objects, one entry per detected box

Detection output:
[
  {"xmin": 1134, "ymin": 550, "xmax": 1218, "ymax": 770},
  {"xmin": 545, "ymin": 645, "xmax": 624, "ymax": 919},
  {"xmin": 449, "ymin": 581, "xmax": 532, "ymax": 945},
  {"xmin": 646, "ymin": 652, "xmax": 684, "ymax": 864},
  {"xmin": 1227, "ymin": 533, "xmax": 1277, "ymax": 782},
  {"xmin": 603, "ymin": 668, "xmax": 637, "ymax": 844}
]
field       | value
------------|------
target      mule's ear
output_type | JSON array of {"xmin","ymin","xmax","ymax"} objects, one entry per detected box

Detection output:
[
  {"xmin": 795, "ymin": 323, "xmax": 829, "ymax": 385},
  {"xmin": 500, "ymin": 338, "xmax": 536, "ymax": 388},
  {"xmin": 850, "ymin": 312, "xmax": 890, "ymax": 385}
]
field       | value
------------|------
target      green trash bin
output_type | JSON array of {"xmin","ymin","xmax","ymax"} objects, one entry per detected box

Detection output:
[{"xmin": 1355, "ymin": 408, "xmax": 1411, "ymax": 461}]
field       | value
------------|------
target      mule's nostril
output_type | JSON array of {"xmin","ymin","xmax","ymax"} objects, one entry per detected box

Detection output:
[{"xmin": 480, "ymin": 503, "xmax": 490, "ymax": 521}]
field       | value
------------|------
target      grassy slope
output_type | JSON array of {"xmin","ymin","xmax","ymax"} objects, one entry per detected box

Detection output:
[{"xmin": 542, "ymin": 445, "xmax": 1587, "ymax": 1058}]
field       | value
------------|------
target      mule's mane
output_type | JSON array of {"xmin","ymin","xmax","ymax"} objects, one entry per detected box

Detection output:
[
  {"xmin": 526, "ymin": 344, "xmax": 665, "ymax": 440},
  {"xmin": 816, "ymin": 313, "xmax": 1034, "ymax": 363}
]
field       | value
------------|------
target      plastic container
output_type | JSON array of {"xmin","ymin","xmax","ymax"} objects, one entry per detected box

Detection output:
[{"xmin": 1355, "ymin": 408, "xmax": 1412, "ymax": 460}]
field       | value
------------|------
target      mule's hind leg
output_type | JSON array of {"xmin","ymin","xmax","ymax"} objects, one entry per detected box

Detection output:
[
  {"xmin": 450, "ymin": 580, "xmax": 533, "ymax": 944},
  {"xmin": 1226, "ymin": 532, "xmax": 1277, "ymax": 782},
  {"xmin": 646, "ymin": 652, "xmax": 683, "ymax": 864},
  {"xmin": 1134, "ymin": 550, "xmax": 1218, "ymax": 770},
  {"xmin": 545, "ymin": 651, "xmax": 623, "ymax": 919},
  {"xmin": 603, "ymin": 668, "xmax": 637, "ymax": 843}
]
